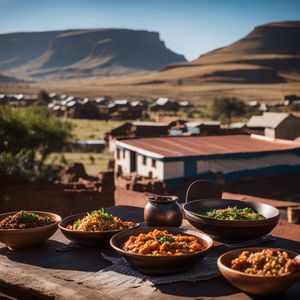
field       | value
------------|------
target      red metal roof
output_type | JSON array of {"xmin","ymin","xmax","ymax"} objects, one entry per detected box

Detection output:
[{"xmin": 119, "ymin": 135, "xmax": 300, "ymax": 158}]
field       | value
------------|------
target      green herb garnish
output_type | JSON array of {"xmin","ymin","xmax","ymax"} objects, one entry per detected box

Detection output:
[
  {"xmin": 89, "ymin": 208, "xmax": 113, "ymax": 220},
  {"xmin": 19, "ymin": 210, "xmax": 38, "ymax": 222},
  {"xmin": 73, "ymin": 219, "xmax": 83, "ymax": 230},
  {"xmin": 159, "ymin": 235, "xmax": 175, "ymax": 244},
  {"xmin": 204, "ymin": 206, "xmax": 265, "ymax": 221}
]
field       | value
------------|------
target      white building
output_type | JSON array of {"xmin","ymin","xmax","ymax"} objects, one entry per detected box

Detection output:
[{"xmin": 115, "ymin": 135, "xmax": 300, "ymax": 183}]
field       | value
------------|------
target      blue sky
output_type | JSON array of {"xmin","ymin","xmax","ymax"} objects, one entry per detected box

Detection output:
[{"xmin": 0, "ymin": 0, "xmax": 299, "ymax": 60}]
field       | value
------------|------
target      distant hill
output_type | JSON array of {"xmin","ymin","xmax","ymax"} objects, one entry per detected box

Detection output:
[
  {"xmin": 1, "ymin": 22, "xmax": 300, "ymax": 102},
  {"xmin": 46, "ymin": 21, "xmax": 299, "ymax": 102},
  {"xmin": 0, "ymin": 29, "xmax": 186, "ymax": 79},
  {"xmin": 0, "ymin": 73, "xmax": 24, "ymax": 83},
  {"xmin": 153, "ymin": 21, "xmax": 300, "ymax": 84}
]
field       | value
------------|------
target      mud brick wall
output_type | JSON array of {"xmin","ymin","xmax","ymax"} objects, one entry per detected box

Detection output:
[{"xmin": 0, "ymin": 172, "xmax": 115, "ymax": 217}]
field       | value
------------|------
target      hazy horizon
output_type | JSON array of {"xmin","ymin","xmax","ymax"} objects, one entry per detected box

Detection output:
[{"xmin": 0, "ymin": 0, "xmax": 300, "ymax": 60}]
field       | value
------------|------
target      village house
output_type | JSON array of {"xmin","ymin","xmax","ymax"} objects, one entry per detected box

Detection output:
[
  {"xmin": 114, "ymin": 135, "xmax": 300, "ymax": 184},
  {"xmin": 179, "ymin": 100, "xmax": 193, "ymax": 109},
  {"xmin": 156, "ymin": 116, "xmax": 187, "ymax": 135},
  {"xmin": 186, "ymin": 121, "xmax": 221, "ymax": 135},
  {"xmin": 0, "ymin": 94, "xmax": 8, "ymax": 105},
  {"xmin": 106, "ymin": 121, "xmax": 170, "ymax": 152},
  {"xmin": 150, "ymin": 97, "xmax": 180, "ymax": 112},
  {"xmin": 64, "ymin": 99, "xmax": 99, "ymax": 119},
  {"xmin": 108, "ymin": 99, "xmax": 142, "ymax": 119},
  {"xmin": 94, "ymin": 97, "xmax": 109, "ymax": 106},
  {"xmin": 131, "ymin": 100, "xmax": 149, "ymax": 110},
  {"xmin": 283, "ymin": 94, "xmax": 300, "ymax": 106},
  {"xmin": 247, "ymin": 112, "xmax": 300, "ymax": 140},
  {"xmin": 2, "ymin": 94, "xmax": 39, "ymax": 106},
  {"xmin": 68, "ymin": 140, "xmax": 106, "ymax": 152},
  {"xmin": 47, "ymin": 103, "xmax": 65, "ymax": 116},
  {"xmin": 222, "ymin": 122, "xmax": 247, "ymax": 135}
]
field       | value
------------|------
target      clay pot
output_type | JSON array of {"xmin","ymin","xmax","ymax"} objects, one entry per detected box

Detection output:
[{"xmin": 144, "ymin": 195, "xmax": 183, "ymax": 227}]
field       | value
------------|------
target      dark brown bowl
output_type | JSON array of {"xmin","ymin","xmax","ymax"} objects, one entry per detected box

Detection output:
[
  {"xmin": 110, "ymin": 227, "xmax": 213, "ymax": 275},
  {"xmin": 183, "ymin": 199, "xmax": 279, "ymax": 242},
  {"xmin": 59, "ymin": 212, "xmax": 139, "ymax": 247},
  {"xmin": 218, "ymin": 247, "xmax": 300, "ymax": 295},
  {"xmin": 0, "ymin": 211, "xmax": 61, "ymax": 249}
]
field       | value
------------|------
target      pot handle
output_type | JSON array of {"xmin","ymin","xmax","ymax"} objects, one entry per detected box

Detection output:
[{"xmin": 185, "ymin": 180, "xmax": 222, "ymax": 203}]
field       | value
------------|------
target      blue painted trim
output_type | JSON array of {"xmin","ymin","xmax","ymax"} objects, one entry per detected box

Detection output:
[
  {"xmin": 164, "ymin": 164, "xmax": 300, "ymax": 185},
  {"xmin": 223, "ymin": 164, "xmax": 300, "ymax": 182},
  {"xmin": 184, "ymin": 160, "xmax": 197, "ymax": 177}
]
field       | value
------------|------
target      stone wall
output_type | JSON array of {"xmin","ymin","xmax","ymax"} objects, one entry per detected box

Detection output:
[{"xmin": 0, "ymin": 171, "xmax": 115, "ymax": 217}]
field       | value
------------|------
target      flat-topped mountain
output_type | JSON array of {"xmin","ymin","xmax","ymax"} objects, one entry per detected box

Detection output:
[{"xmin": 0, "ymin": 29, "xmax": 186, "ymax": 79}]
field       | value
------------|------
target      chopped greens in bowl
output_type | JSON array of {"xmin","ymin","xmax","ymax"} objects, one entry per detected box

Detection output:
[{"xmin": 203, "ymin": 206, "xmax": 265, "ymax": 221}]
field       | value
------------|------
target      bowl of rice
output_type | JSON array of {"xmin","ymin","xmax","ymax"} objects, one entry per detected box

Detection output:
[{"xmin": 59, "ymin": 208, "xmax": 138, "ymax": 247}]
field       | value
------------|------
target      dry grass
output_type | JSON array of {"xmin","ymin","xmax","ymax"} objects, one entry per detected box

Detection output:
[
  {"xmin": 47, "ymin": 150, "xmax": 112, "ymax": 175},
  {"xmin": 45, "ymin": 119, "xmax": 124, "ymax": 175},
  {"xmin": 67, "ymin": 118, "xmax": 124, "ymax": 140}
]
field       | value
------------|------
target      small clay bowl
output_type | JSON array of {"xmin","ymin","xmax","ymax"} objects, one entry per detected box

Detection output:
[
  {"xmin": 218, "ymin": 247, "xmax": 300, "ymax": 295},
  {"xmin": 0, "ymin": 211, "xmax": 61, "ymax": 249}
]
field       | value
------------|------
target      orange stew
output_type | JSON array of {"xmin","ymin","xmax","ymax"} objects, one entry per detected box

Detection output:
[{"xmin": 122, "ymin": 229, "xmax": 207, "ymax": 256}]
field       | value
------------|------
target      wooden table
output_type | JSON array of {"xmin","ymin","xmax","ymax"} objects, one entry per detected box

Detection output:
[{"xmin": 0, "ymin": 205, "xmax": 300, "ymax": 300}]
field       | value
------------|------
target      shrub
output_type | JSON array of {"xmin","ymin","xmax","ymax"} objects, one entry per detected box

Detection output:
[
  {"xmin": 38, "ymin": 89, "xmax": 50, "ymax": 102},
  {"xmin": 0, "ymin": 106, "xmax": 72, "ymax": 180},
  {"xmin": 89, "ymin": 155, "xmax": 95, "ymax": 165},
  {"xmin": 211, "ymin": 97, "xmax": 247, "ymax": 124}
]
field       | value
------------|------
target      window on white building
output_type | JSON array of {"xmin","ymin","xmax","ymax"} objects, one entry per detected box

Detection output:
[
  {"xmin": 117, "ymin": 149, "xmax": 120, "ymax": 159},
  {"xmin": 123, "ymin": 150, "xmax": 126, "ymax": 159},
  {"xmin": 152, "ymin": 159, "xmax": 156, "ymax": 168},
  {"xmin": 142, "ymin": 156, "xmax": 147, "ymax": 165}
]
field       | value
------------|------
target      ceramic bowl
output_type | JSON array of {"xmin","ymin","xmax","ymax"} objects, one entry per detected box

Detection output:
[
  {"xmin": 218, "ymin": 247, "xmax": 300, "ymax": 295},
  {"xmin": 59, "ymin": 212, "xmax": 139, "ymax": 247},
  {"xmin": 0, "ymin": 211, "xmax": 61, "ymax": 249},
  {"xmin": 110, "ymin": 226, "xmax": 213, "ymax": 275},
  {"xmin": 183, "ymin": 199, "xmax": 279, "ymax": 242}
]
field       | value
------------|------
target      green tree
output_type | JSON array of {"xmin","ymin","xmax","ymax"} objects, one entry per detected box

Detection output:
[
  {"xmin": 37, "ymin": 89, "xmax": 50, "ymax": 102},
  {"xmin": 211, "ymin": 97, "xmax": 247, "ymax": 125},
  {"xmin": 0, "ymin": 106, "xmax": 72, "ymax": 180}
]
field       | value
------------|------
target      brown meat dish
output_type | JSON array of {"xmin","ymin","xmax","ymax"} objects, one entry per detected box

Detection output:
[
  {"xmin": 231, "ymin": 249, "xmax": 300, "ymax": 276},
  {"xmin": 0, "ymin": 211, "xmax": 54, "ymax": 229},
  {"xmin": 122, "ymin": 229, "xmax": 207, "ymax": 256}
]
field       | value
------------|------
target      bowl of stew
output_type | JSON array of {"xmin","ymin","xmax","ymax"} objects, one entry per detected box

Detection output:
[
  {"xmin": 110, "ymin": 227, "xmax": 213, "ymax": 275},
  {"xmin": 218, "ymin": 247, "xmax": 300, "ymax": 295},
  {"xmin": 0, "ymin": 210, "xmax": 61, "ymax": 249}
]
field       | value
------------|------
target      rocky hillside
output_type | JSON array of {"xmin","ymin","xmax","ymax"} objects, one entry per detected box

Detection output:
[
  {"xmin": 157, "ymin": 21, "xmax": 300, "ymax": 84},
  {"xmin": 0, "ymin": 29, "xmax": 186, "ymax": 79}
]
